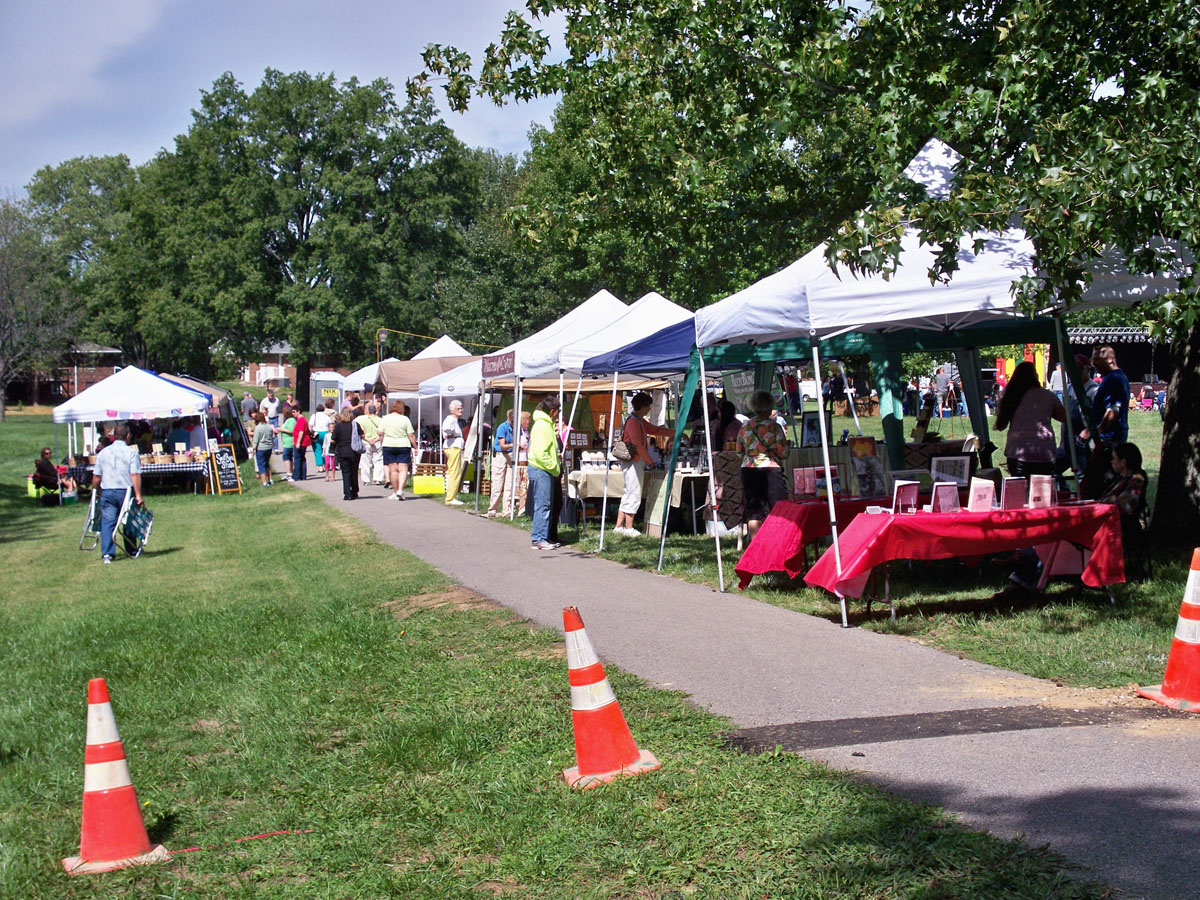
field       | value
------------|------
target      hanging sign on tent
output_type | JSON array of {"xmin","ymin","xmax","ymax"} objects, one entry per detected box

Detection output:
[
  {"xmin": 482, "ymin": 351, "xmax": 516, "ymax": 379},
  {"xmin": 723, "ymin": 371, "xmax": 756, "ymax": 414},
  {"xmin": 210, "ymin": 444, "xmax": 242, "ymax": 494}
]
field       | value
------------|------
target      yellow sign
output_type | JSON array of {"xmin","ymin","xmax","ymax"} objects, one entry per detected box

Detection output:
[{"xmin": 320, "ymin": 387, "xmax": 339, "ymax": 398}]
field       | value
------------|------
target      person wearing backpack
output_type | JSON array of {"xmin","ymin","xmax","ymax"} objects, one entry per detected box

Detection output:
[{"xmin": 330, "ymin": 409, "xmax": 362, "ymax": 500}]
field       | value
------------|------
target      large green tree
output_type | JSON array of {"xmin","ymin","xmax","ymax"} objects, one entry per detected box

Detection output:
[
  {"xmin": 0, "ymin": 198, "xmax": 77, "ymax": 417},
  {"xmin": 417, "ymin": 0, "xmax": 1200, "ymax": 538},
  {"xmin": 413, "ymin": 0, "xmax": 884, "ymax": 309},
  {"xmin": 813, "ymin": 0, "xmax": 1200, "ymax": 538},
  {"xmin": 29, "ymin": 71, "xmax": 484, "ymax": 393}
]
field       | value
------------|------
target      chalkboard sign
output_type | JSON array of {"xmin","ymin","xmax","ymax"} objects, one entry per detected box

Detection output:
[{"xmin": 210, "ymin": 443, "xmax": 242, "ymax": 494}]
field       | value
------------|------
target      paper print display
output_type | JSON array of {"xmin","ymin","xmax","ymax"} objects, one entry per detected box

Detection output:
[
  {"xmin": 891, "ymin": 480, "xmax": 921, "ymax": 515},
  {"xmin": 967, "ymin": 477, "xmax": 996, "ymax": 512},
  {"xmin": 792, "ymin": 466, "xmax": 820, "ymax": 497},
  {"xmin": 929, "ymin": 453, "xmax": 973, "ymax": 487},
  {"xmin": 1028, "ymin": 474, "xmax": 1055, "ymax": 508},
  {"xmin": 800, "ymin": 411, "xmax": 831, "ymax": 448},
  {"xmin": 1000, "ymin": 477, "xmax": 1027, "ymax": 510},
  {"xmin": 931, "ymin": 482, "xmax": 960, "ymax": 513}
]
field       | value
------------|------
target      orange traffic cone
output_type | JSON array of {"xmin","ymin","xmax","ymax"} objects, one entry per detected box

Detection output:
[
  {"xmin": 1137, "ymin": 549, "xmax": 1200, "ymax": 712},
  {"xmin": 62, "ymin": 679, "xmax": 169, "ymax": 874},
  {"xmin": 561, "ymin": 606, "xmax": 660, "ymax": 789}
]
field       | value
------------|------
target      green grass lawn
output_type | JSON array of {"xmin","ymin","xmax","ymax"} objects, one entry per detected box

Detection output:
[{"xmin": 1, "ymin": 412, "xmax": 1112, "ymax": 898}]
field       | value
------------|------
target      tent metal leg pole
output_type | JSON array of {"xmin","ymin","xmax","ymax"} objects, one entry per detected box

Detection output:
[
  {"xmin": 813, "ymin": 343, "xmax": 846, "ymax": 627},
  {"xmin": 598, "ymin": 372, "xmax": 619, "ymax": 553},
  {"xmin": 473, "ymin": 385, "xmax": 485, "ymax": 515},
  {"xmin": 838, "ymin": 360, "xmax": 863, "ymax": 436},
  {"xmin": 509, "ymin": 380, "xmax": 521, "ymax": 520},
  {"xmin": 698, "ymin": 352, "xmax": 724, "ymax": 592},
  {"xmin": 1054, "ymin": 315, "xmax": 1082, "ymax": 496},
  {"xmin": 202, "ymin": 411, "xmax": 216, "ymax": 494},
  {"xmin": 658, "ymin": 376, "xmax": 687, "ymax": 572}
]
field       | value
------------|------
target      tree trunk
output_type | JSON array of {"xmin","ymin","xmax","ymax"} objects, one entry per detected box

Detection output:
[
  {"xmin": 295, "ymin": 360, "xmax": 312, "ymax": 410},
  {"xmin": 1150, "ymin": 320, "xmax": 1200, "ymax": 545}
]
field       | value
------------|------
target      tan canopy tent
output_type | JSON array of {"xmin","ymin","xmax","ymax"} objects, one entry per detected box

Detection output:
[{"xmin": 375, "ymin": 357, "xmax": 482, "ymax": 394}]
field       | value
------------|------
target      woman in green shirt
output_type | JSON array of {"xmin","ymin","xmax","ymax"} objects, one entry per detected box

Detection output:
[
  {"xmin": 276, "ymin": 407, "xmax": 296, "ymax": 481},
  {"xmin": 379, "ymin": 400, "xmax": 416, "ymax": 500}
]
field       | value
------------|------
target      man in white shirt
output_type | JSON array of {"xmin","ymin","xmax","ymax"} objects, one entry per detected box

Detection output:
[
  {"xmin": 91, "ymin": 423, "xmax": 143, "ymax": 564},
  {"xmin": 260, "ymin": 388, "xmax": 281, "ymax": 450},
  {"xmin": 442, "ymin": 400, "xmax": 466, "ymax": 506}
]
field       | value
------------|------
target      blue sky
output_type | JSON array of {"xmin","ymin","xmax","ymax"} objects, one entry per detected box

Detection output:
[{"xmin": 0, "ymin": 0, "xmax": 560, "ymax": 195}]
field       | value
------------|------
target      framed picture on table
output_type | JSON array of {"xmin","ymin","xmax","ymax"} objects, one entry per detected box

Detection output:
[
  {"xmin": 883, "ymin": 468, "xmax": 934, "ymax": 495},
  {"xmin": 930, "ymin": 453, "xmax": 974, "ymax": 487},
  {"xmin": 800, "ymin": 411, "xmax": 831, "ymax": 448}
]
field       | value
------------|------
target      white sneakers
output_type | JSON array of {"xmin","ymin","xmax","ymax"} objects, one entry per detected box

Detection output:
[
  {"xmin": 446, "ymin": 499, "xmax": 465, "ymax": 506},
  {"xmin": 613, "ymin": 526, "xmax": 641, "ymax": 537}
]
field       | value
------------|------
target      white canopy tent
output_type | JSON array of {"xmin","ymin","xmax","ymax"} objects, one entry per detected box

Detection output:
[
  {"xmin": 695, "ymin": 139, "xmax": 1185, "ymax": 348},
  {"xmin": 53, "ymin": 365, "xmax": 211, "ymax": 424},
  {"xmin": 52, "ymin": 366, "xmax": 217, "ymax": 491},
  {"xmin": 411, "ymin": 334, "xmax": 472, "ymax": 360},
  {"xmin": 521, "ymin": 292, "xmax": 692, "ymax": 378},
  {"xmin": 475, "ymin": 289, "xmax": 628, "ymax": 516},
  {"xmin": 343, "ymin": 358, "xmax": 399, "ymax": 395},
  {"xmin": 530, "ymin": 293, "xmax": 695, "ymax": 501}
]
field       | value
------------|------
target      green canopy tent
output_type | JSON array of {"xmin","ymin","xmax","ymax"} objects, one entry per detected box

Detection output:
[{"xmin": 656, "ymin": 317, "xmax": 1062, "ymax": 612}]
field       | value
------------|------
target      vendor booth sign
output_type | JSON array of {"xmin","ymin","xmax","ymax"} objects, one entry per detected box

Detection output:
[{"xmin": 482, "ymin": 351, "xmax": 516, "ymax": 379}]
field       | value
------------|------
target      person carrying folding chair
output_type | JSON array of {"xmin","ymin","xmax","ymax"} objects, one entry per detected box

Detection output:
[{"xmin": 89, "ymin": 422, "xmax": 144, "ymax": 565}]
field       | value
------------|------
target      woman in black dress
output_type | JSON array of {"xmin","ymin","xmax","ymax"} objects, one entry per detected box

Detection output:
[{"xmin": 330, "ymin": 410, "xmax": 362, "ymax": 500}]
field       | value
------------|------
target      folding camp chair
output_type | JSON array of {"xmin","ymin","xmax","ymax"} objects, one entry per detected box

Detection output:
[
  {"xmin": 80, "ymin": 489, "xmax": 101, "ymax": 550},
  {"xmin": 116, "ymin": 491, "xmax": 154, "ymax": 558},
  {"xmin": 80, "ymin": 488, "xmax": 153, "ymax": 557}
]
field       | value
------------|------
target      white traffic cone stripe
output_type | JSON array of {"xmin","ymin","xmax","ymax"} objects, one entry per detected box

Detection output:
[
  {"xmin": 86, "ymin": 702, "xmax": 121, "ymax": 744},
  {"xmin": 1175, "ymin": 616, "xmax": 1200, "ymax": 645},
  {"xmin": 571, "ymin": 679, "xmax": 617, "ymax": 712},
  {"xmin": 1185, "ymin": 568, "xmax": 1200, "ymax": 608},
  {"xmin": 565, "ymin": 630, "xmax": 600, "ymax": 670},
  {"xmin": 83, "ymin": 758, "xmax": 134, "ymax": 792}
]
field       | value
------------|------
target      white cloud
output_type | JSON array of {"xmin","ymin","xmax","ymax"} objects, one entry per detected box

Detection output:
[
  {"xmin": 0, "ymin": 0, "xmax": 175, "ymax": 130},
  {"xmin": 0, "ymin": 0, "xmax": 562, "ymax": 193}
]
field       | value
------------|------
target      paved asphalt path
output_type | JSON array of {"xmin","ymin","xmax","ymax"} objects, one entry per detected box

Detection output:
[{"xmin": 297, "ymin": 476, "xmax": 1199, "ymax": 900}]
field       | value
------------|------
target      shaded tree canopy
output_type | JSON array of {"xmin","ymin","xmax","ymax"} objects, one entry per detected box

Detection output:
[
  {"xmin": 0, "ymin": 198, "xmax": 77, "ymax": 417},
  {"xmin": 28, "ymin": 70, "xmax": 486, "ymax": 378}
]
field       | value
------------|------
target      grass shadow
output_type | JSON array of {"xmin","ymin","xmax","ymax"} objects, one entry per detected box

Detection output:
[{"xmin": 146, "ymin": 811, "xmax": 181, "ymax": 845}]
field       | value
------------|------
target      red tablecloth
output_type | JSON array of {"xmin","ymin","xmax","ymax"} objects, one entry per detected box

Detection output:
[
  {"xmin": 735, "ymin": 498, "xmax": 877, "ymax": 590},
  {"xmin": 804, "ymin": 503, "xmax": 1125, "ymax": 598}
]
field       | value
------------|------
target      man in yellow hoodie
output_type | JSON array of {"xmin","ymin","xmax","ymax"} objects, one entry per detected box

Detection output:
[{"xmin": 528, "ymin": 395, "xmax": 561, "ymax": 550}]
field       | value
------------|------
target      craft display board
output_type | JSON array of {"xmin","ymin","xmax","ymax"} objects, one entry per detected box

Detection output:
[
  {"xmin": 788, "ymin": 446, "xmax": 859, "ymax": 497},
  {"xmin": 210, "ymin": 444, "xmax": 242, "ymax": 494}
]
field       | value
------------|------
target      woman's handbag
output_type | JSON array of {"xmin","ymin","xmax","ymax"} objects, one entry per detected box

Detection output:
[{"xmin": 610, "ymin": 419, "xmax": 635, "ymax": 461}]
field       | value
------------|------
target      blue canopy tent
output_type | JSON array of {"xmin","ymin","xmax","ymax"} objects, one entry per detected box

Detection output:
[{"xmin": 581, "ymin": 319, "xmax": 699, "ymax": 377}]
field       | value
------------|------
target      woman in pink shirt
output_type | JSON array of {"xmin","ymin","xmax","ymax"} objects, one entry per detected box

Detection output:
[{"xmin": 995, "ymin": 361, "xmax": 1066, "ymax": 478}]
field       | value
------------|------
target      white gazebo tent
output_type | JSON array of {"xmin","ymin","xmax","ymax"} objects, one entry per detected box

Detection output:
[
  {"xmin": 53, "ymin": 365, "xmax": 216, "ymax": 491},
  {"xmin": 476, "ymin": 289, "xmax": 629, "ymax": 516},
  {"xmin": 343, "ymin": 358, "xmax": 399, "ymax": 397},
  {"xmin": 411, "ymin": 334, "xmax": 472, "ymax": 360},
  {"xmin": 688, "ymin": 138, "xmax": 1187, "ymax": 616}
]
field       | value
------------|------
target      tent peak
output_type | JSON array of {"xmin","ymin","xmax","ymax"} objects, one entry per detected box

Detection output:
[{"xmin": 901, "ymin": 138, "xmax": 962, "ymax": 200}]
